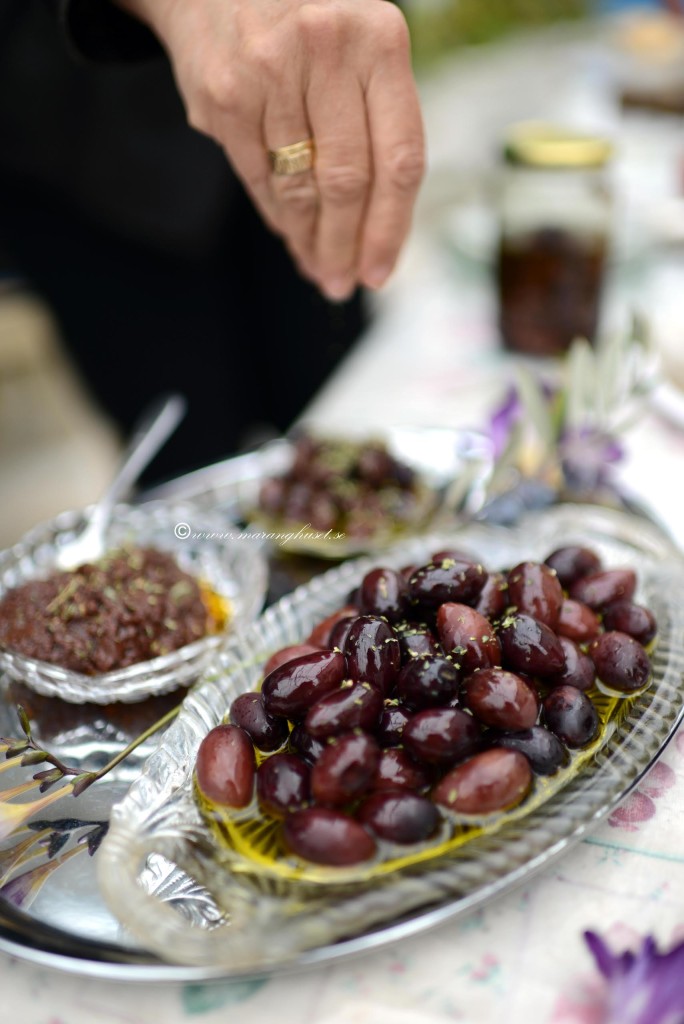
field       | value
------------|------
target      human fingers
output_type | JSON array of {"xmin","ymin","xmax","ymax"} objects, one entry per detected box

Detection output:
[
  {"xmin": 181, "ymin": 61, "xmax": 284, "ymax": 240},
  {"xmin": 357, "ymin": 8, "xmax": 425, "ymax": 290},
  {"xmin": 306, "ymin": 62, "xmax": 371, "ymax": 301},
  {"xmin": 263, "ymin": 95, "xmax": 318, "ymax": 282}
]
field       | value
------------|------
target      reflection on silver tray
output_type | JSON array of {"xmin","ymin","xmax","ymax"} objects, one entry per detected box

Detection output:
[{"xmin": 96, "ymin": 505, "xmax": 684, "ymax": 975}]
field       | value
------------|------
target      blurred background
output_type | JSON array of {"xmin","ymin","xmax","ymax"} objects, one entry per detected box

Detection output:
[{"xmin": 1, "ymin": 0, "xmax": 683, "ymax": 546}]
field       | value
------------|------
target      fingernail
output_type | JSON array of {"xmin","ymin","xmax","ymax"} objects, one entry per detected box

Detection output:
[{"xmin": 322, "ymin": 277, "xmax": 354, "ymax": 302}]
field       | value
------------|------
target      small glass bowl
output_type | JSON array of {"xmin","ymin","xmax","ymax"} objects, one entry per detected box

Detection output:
[{"xmin": 0, "ymin": 501, "xmax": 268, "ymax": 705}]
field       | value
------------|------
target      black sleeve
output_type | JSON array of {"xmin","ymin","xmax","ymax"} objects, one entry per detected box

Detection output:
[{"xmin": 43, "ymin": 0, "xmax": 162, "ymax": 62}]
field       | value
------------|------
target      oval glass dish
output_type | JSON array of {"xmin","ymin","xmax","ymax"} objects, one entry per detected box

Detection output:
[
  {"xmin": 0, "ymin": 501, "xmax": 268, "ymax": 705},
  {"xmin": 98, "ymin": 505, "xmax": 684, "ymax": 971},
  {"xmin": 147, "ymin": 427, "xmax": 494, "ymax": 560},
  {"xmin": 249, "ymin": 427, "xmax": 495, "ymax": 559}
]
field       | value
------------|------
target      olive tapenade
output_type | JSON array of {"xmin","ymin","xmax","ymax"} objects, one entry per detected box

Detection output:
[{"xmin": 0, "ymin": 548, "xmax": 215, "ymax": 674}]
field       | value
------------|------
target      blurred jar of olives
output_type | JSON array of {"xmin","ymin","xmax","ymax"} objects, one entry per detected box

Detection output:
[{"xmin": 496, "ymin": 122, "xmax": 614, "ymax": 357}]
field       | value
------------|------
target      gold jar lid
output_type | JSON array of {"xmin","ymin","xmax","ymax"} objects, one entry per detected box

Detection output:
[{"xmin": 503, "ymin": 122, "xmax": 614, "ymax": 169}]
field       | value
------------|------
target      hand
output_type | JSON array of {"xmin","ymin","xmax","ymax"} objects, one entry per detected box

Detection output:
[{"xmin": 119, "ymin": 0, "xmax": 425, "ymax": 299}]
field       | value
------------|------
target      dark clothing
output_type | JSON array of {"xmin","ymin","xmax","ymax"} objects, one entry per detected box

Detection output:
[{"xmin": 0, "ymin": 1, "xmax": 365, "ymax": 481}]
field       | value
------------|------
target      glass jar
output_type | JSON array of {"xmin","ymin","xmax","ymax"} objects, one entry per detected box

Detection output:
[{"xmin": 496, "ymin": 122, "xmax": 614, "ymax": 357}]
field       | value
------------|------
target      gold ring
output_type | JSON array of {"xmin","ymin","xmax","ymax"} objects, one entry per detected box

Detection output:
[{"xmin": 268, "ymin": 139, "xmax": 315, "ymax": 176}]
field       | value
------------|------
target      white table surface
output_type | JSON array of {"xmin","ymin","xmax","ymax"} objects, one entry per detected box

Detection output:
[{"xmin": 3, "ymin": 16, "xmax": 684, "ymax": 1023}]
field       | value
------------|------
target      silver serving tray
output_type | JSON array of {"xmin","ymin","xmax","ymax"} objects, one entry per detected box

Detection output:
[{"xmin": 0, "ymin": 427, "xmax": 491, "ymax": 979}]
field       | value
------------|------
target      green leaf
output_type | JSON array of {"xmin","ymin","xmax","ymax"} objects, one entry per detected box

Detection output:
[
  {"xmin": 512, "ymin": 364, "xmax": 555, "ymax": 451},
  {"xmin": 565, "ymin": 337, "xmax": 596, "ymax": 431},
  {"xmin": 17, "ymin": 706, "xmax": 32, "ymax": 740},
  {"xmin": 34, "ymin": 767, "xmax": 64, "ymax": 793},
  {"xmin": 21, "ymin": 750, "xmax": 49, "ymax": 767},
  {"xmin": 4, "ymin": 742, "xmax": 29, "ymax": 759}
]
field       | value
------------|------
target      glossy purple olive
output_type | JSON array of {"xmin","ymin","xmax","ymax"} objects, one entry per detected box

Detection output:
[
  {"xmin": 375, "ymin": 703, "xmax": 413, "ymax": 747},
  {"xmin": 311, "ymin": 731, "xmax": 381, "ymax": 806},
  {"xmin": 556, "ymin": 599, "xmax": 601, "ymax": 643},
  {"xmin": 548, "ymin": 636, "xmax": 596, "ymax": 692},
  {"xmin": 436, "ymin": 602, "xmax": 502, "ymax": 673},
  {"xmin": 328, "ymin": 616, "xmax": 356, "ymax": 651},
  {"xmin": 507, "ymin": 560, "xmax": 564, "ymax": 628},
  {"xmin": 461, "ymin": 668, "xmax": 539, "ymax": 731},
  {"xmin": 498, "ymin": 613, "xmax": 565, "ymax": 676},
  {"xmin": 589, "ymin": 631, "xmax": 652, "ymax": 693},
  {"xmin": 305, "ymin": 681, "xmax": 383, "ymax": 738},
  {"xmin": 357, "ymin": 789, "xmax": 439, "ymax": 844},
  {"xmin": 402, "ymin": 707, "xmax": 481, "ymax": 766},
  {"xmin": 601, "ymin": 602, "xmax": 657, "ymax": 647},
  {"xmin": 544, "ymin": 545, "xmax": 601, "ymax": 588},
  {"xmin": 343, "ymin": 615, "xmax": 401, "ymax": 695},
  {"xmin": 288, "ymin": 723, "xmax": 326, "ymax": 764},
  {"xmin": 262, "ymin": 650, "xmax": 346, "ymax": 720},
  {"xmin": 494, "ymin": 725, "xmax": 569, "ymax": 775},
  {"xmin": 359, "ymin": 567, "xmax": 409, "ymax": 623},
  {"xmin": 256, "ymin": 753, "xmax": 310, "ymax": 818},
  {"xmin": 395, "ymin": 622, "xmax": 441, "ymax": 662},
  {"xmin": 474, "ymin": 572, "xmax": 508, "ymax": 620},
  {"xmin": 433, "ymin": 748, "xmax": 532, "ymax": 815},
  {"xmin": 283, "ymin": 807, "xmax": 376, "ymax": 865},
  {"xmin": 372, "ymin": 747, "xmax": 432, "ymax": 791},
  {"xmin": 195, "ymin": 724, "xmax": 255, "ymax": 808},
  {"xmin": 230, "ymin": 692, "xmax": 289, "ymax": 752},
  {"xmin": 570, "ymin": 569, "xmax": 636, "ymax": 611},
  {"xmin": 408, "ymin": 559, "xmax": 487, "ymax": 608},
  {"xmin": 395, "ymin": 656, "xmax": 460, "ymax": 710},
  {"xmin": 542, "ymin": 685, "xmax": 599, "ymax": 748}
]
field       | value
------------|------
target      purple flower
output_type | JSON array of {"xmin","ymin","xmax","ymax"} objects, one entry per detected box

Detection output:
[
  {"xmin": 489, "ymin": 385, "xmax": 521, "ymax": 457},
  {"xmin": 0, "ymin": 844, "xmax": 83, "ymax": 910},
  {"xmin": 585, "ymin": 930, "xmax": 684, "ymax": 1024},
  {"xmin": 0, "ymin": 860, "xmax": 54, "ymax": 909},
  {"xmin": 559, "ymin": 427, "xmax": 624, "ymax": 495}
]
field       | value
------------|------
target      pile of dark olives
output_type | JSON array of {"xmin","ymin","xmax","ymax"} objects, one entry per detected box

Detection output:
[
  {"xmin": 195, "ymin": 544, "xmax": 657, "ymax": 867},
  {"xmin": 257, "ymin": 433, "xmax": 424, "ymax": 539}
]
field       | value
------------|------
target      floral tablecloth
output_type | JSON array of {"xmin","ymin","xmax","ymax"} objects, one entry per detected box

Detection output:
[
  {"xmin": 4, "ymin": 737, "xmax": 684, "ymax": 1024},
  {"xmin": 4, "ymin": 16, "xmax": 684, "ymax": 1023}
]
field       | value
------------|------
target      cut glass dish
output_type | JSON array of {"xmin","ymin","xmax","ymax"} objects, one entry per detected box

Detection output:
[
  {"xmin": 0, "ymin": 501, "xmax": 268, "ymax": 704},
  {"xmin": 98, "ymin": 505, "xmax": 684, "ymax": 971}
]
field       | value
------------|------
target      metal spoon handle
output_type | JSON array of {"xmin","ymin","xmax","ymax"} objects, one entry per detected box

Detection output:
[{"xmin": 92, "ymin": 393, "xmax": 187, "ymax": 528}]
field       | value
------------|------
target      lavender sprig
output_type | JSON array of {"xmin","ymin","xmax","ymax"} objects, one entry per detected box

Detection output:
[
  {"xmin": 481, "ymin": 316, "xmax": 658, "ymax": 522},
  {"xmin": 0, "ymin": 703, "xmax": 179, "ymax": 846},
  {"xmin": 0, "ymin": 702, "xmax": 179, "ymax": 910}
]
